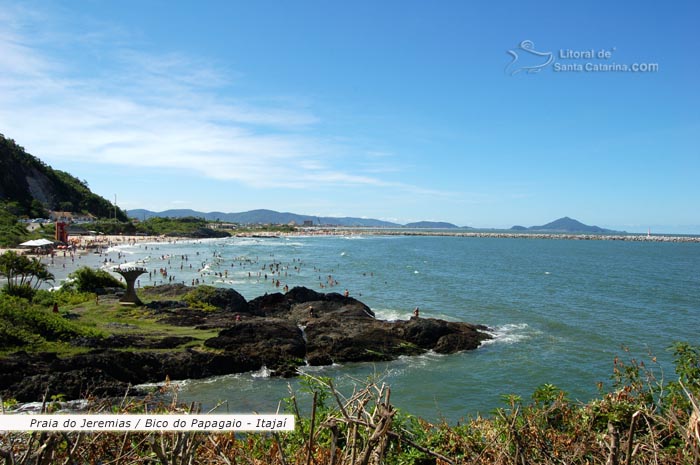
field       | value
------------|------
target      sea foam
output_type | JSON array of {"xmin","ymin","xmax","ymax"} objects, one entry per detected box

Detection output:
[{"xmin": 480, "ymin": 323, "xmax": 540, "ymax": 346}]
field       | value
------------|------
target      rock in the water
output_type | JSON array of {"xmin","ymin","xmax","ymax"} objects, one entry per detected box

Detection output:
[
  {"xmin": 0, "ymin": 286, "xmax": 490, "ymax": 402},
  {"xmin": 204, "ymin": 319, "xmax": 306, "ymax": 362},
  {"xmin": 395, "ymin": 317, "xmax": 488, "ymax": 352},
  {"xmin": 0, "ymin": 349, "xmax": 264, "ymax": 402},
  {"xmin": 209, "ymin": 288, "xmax": 489, "ymax": 367}
]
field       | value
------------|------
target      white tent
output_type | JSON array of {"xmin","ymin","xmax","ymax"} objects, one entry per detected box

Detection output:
[{"xmin": 19, "ymin": 239, "xmax": 54, "ymax": 247}]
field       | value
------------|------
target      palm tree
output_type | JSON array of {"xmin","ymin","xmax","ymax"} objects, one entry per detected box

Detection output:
[
  {"xmin": 0, "ymin": 250, "xmax": 22, "ymax": 289},
  {"xmin": 0, "ymin": 250, "xmax": 54, "ymax": 297},
  {"xmin": 28, "ymin": 257, "xmax": 55, "ymax": 290}
]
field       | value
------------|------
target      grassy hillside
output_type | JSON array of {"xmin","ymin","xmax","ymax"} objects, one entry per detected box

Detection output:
[{"xmin": 0, "ymin": 134, "xmax": 127, "ymax": 221}]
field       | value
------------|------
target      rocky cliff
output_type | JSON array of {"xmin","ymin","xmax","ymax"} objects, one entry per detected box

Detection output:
[{"xmin": 0, "ymin": 134, "xmax": 127, "ymax": 220}]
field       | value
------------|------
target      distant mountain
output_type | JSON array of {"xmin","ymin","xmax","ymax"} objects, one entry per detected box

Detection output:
[
  {"xmin": 511, "ymin": 217, "xmax": 621, "ymax": 234},
  {"xmin": 318, "ymin": 216, "xmax": 400, "ymax": 228},
  {"xmin": 128, "ymin": 209, "xmax": 401, "ymax": 228},
  {"xmin": 128, "ymin": 210, "xmax": 619, "ymax": 233},
  {"xmin": 404, "ymin": 221, "xmax": 461, "ymax": 229},
  {"xmin": 0, "ymin": 134, "xmax": 127, "ymax": 220}
]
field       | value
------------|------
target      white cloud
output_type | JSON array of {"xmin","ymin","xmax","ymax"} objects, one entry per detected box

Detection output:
[{"xmin": 0, "ymin": 6, "xmax": 458, "ymax": 201}]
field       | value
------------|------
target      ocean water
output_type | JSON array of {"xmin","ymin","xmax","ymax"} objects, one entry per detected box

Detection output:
[{"xmin": 49, "ymin": 235, "xmax": 700, "ymax": 422}]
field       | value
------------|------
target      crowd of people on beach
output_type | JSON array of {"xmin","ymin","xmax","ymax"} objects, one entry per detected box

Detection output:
[
  {"xmin": 7, "ymin": 233, "xmax": 426, "ymax": 318},
  {"xmin": 31, "ymin": 235, "xmax": 348, "ymax": 297}
]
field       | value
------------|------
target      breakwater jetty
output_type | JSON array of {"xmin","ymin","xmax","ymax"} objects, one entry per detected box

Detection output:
[{"xmin": 294, "ymin": 228, "xmax": 700, "ymax": 243}]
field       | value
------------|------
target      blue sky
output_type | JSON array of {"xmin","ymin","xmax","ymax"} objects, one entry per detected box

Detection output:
[{"xmin": 1, "ymin": 1, "xmax": 698, "ymax": 233}]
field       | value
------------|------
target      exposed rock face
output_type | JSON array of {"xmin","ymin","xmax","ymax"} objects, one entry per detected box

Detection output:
[
  {"xmin": 247, "ymin": 292, "xmax": 290, "ymax": 317},
  {"xmin": 204, "ymin": 319, "xmax": 306, "ymax": 365},
  {"xmin": 144, "ymin": 285, "xmax": 250, "ymax": 328},
  {"xmin": 72, "ymin": 334, "xmax": 196, "ymax": 349},
  {"xmin": 303, "ymin": 306, "xmax": 486, "ymax": 364},
  {"xmin": 0, "ymin": 134, "xmax": 129, "ymax": 220},
  {"xmin": 189, "ymin": 287, "xmax": 249, "ymax": 313},
  {"xmin": 0, "ymin": 350, "xmax": 262, "ymax": 402},
  {"xmin": 207, "ymin": 287, "xmax": 488, "ymax": 372},
  {"xmin": 0, "ymin": 286, "xmax": 490, "ymax": 401}
]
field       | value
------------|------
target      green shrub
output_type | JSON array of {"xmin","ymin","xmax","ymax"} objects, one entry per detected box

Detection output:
[
  {"xmin": 64, "ymin": 266, "xmax": 124, "ymax": 292},
  {"xmin": 1, "ymin": 283, "xmax": 36, "ymax": 300},
  {"xmin": 0, "ymin": 294, "xmax": 97, "ymax": 344},
  {"xmin": 183, "ymin": 285, "xmax": 219, "ymax": 311},
  {"xmin": 665, "ymin": 342, "xmax": 700, "ymax": 411},
  {"xmin": 32, "ymin": 289, "xmax": 95, "ymax": 307},
  {"xmin": 0, "ymin": 319, "xmax": 41, "ymax": 348}
]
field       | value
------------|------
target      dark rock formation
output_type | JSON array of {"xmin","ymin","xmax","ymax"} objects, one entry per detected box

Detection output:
[
  {"xmin": 72, "ymin": 335, "xmax": 196, "ymax": 349},
  {"xmin": 0, "ymin": 285, "xmax": 490, "ymax": 402},
  {"xmin": 204, "ymin": 319, "xmax": 306, "ymax": 376},
  {"xmin": 205, "ymin": 319, "xmax": 306, "ymax": 359},
  {"xmin": 207, "ymin": 286, "xmax": 487, "ymax": 370},
  {"xmin": 0, "ymin": 349, "xmax": 262, "ymax": 402},
  {"xmin": 187, "ymin": 286, "xmax": 249, "ymax": 313},
  {"xmin": 141, "ymin": 284, "xmax": 190, "ymax": 299},
  {"xmin": 247, "ymin": 292, "xmax": 290, "ymax": 316}
]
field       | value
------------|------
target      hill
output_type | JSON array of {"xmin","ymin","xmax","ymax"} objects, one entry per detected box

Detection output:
[
  {"xmin": 404, "ymin": 221, "xmax": 461, "ymax": 229},
  {"xmin": 512, "ymin": 217, "xmax": 621, "ymax": 234},
  {"xmin": 0, "ymin": 134, "xmax": 127, "ymax": 221}
]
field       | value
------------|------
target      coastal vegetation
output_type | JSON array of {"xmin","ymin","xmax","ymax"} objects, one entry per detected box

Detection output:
[
  {"xmin": 0, "ymin": 344, "xmax": 698, "ymax": 464},
  {"xmin": 88, "ymin": 216, "xmax": 231, "ymax": 238},
  {"xmin": 0, "ymin": 132, "xmax": 129, "ymax": 246},
  {"xmin": 0, "ymin": 250, "xmax": 55, "ymax": 299},
  {"xmin": 0, "ymin": 204, "xmax": 35, "ymax": 247},
  {"xmin": 0, "ymin": 134, "xmax": 239, "ymax": 247},
  {"xmin": 0, "ymin": 279, "xmax": 698, "ymax": 463},
  {"xmin": 0, "ymin": 292, "xmax": 99, "ymax": 351},
  {"xmin": 0, "ymin": 134, "xmax": 128, "ymax": 222},
  {"xmin": 63, "ymin": 266, "xmax": 125, "ymax": 293}
]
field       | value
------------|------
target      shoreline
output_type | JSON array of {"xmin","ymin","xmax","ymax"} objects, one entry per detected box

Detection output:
[
  {"xmin": 3, "ymin": 230, "xmax": 697, "ymax": 291},
  {"xmin": 0, "ymin": 235, "xmax": 188, "ymax": 257},
  {"xmin": 3, "ymin": 230, "xmax": 698, "ymax": 259},
  {"xmin": 3, "ymin": 229, "xmax": 698, "ymax": 289}
]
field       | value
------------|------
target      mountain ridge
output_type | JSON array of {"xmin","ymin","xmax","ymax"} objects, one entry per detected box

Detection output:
[
  {"xmin": 128, "ymin": 208, "xmax": 402, "ymax": 227},
  {"xmin": 404, "ymin": 221, "xmax": 462, "ymax": 229},
  {"xmin": 128, "ymin": 210, "xmax": 616, "ymax": 233},
  {"xmin": 128, "ymin": 209, "xmax": 467, "ymax": 228}
]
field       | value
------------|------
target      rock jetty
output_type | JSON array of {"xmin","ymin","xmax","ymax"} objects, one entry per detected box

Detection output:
[{"xmin": 308, "ymin": 229, "xmax": 700, "ymax": 243}]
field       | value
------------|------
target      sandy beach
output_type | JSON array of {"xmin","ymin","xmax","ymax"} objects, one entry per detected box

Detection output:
[
  {"xmin": 3, "ymin": 227, "xmax": 698, "ymax": 260},
  {"xmin": 0, "ymin": 235, "xmax": 192, "ymax": 290},
  {"xmin": 0, "ymin": 235, "xmax": 178, "ymax": 257}
]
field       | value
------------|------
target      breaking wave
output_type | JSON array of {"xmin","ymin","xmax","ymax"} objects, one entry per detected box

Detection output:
[{"xmin": 480, "ymin": 323, "xmax": 541, "ymax": 346}]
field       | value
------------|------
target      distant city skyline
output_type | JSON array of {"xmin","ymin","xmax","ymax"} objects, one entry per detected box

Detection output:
[{"xmin": 1, "ymin": 1, "xmax": 698, "ymax": 233}]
